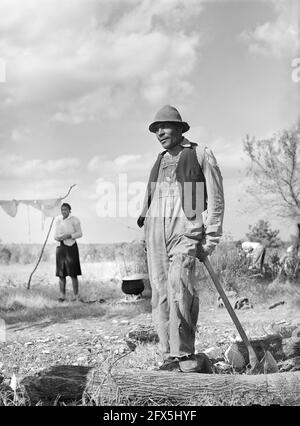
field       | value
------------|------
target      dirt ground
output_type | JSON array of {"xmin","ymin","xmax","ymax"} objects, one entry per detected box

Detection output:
[
  {"xmin": 1, "ymin": 297, "xmax": 299, "ymax": 380},
  {"xmin": 1, "ymin": 259, "xmax": 300, "ymax": 403}
]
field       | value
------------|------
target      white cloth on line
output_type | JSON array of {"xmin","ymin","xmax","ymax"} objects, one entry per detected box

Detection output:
[{"xmin": 0, "ymin": 200, "xmax": 19, "ymax": 217}]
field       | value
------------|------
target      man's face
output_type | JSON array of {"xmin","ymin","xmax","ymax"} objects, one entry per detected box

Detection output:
[
  {"xmin": 154, "ymin": 122, "xmax": 183, "ymax": 150},
  {"xmin": 61, "ymin": 206, "xmax": 70, "ymax": 219}
]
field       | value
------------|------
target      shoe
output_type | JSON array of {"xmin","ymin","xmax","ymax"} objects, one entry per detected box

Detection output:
[
  {"xmin": 158, "ymin": 357, "xmax": 180, "ymax": 371},
  {"xmin": 179, "ymin": 355, "xmax": 202, "ymax": 373},
  {"xmin": 179, "ymin": 353, "xmax": 213, "ymax": 373}
]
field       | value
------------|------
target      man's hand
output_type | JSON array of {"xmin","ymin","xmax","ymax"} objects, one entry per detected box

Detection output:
[
  {"xmin": 196, "ymin": 243, "xmax": 215, "ymax": 262},
  {"xmin": 137, "ymin": 216, "xmax": 145, "ymax": 228}
]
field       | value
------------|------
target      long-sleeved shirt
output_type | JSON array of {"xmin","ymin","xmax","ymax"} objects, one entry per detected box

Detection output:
[
  {"xmin": 178, "ymin": 138, "xmax": 224, "ymax": 250},
  {"xmin": 54, "ymin": 215, "xmax": 82, "ymax": 247},
  {"xmin": 192, "ymin": 140, "xmax": 225, "ymax": 250},
  {"xmin": 144, "ymin": 138, "xmax": 224, "ymax": 253}
]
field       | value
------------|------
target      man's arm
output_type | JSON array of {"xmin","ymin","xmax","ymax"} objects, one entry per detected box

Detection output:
[{"xmin": 197, "ymin": 146, "xmax": 225, "ymax": 255}]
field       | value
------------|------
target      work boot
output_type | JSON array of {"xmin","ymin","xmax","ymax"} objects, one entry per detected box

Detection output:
[
  {"xmin": 158, "ymin": 357, "xmax": 180, "ymax": 371},
  {"xmin": 179, "ymin": 353, "xmax": 214, "ymax": 373},
  {"xmin": 71, "ymin": 294, "xmax": 80, "ymax": 302},
  {"xmin": 179, "ymin": 355, "xmax": 201, "ymax": 373}
]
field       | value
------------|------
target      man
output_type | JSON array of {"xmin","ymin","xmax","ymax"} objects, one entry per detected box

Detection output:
[
  {"xmin": 287, "ymin": 223, "xmax": 300, "ymax": 257},
  {"xmin": 138, "ymin": 105, "xmax": 224, "ymax": 372},
  {"xmin": 54, "ymin": 203, "xmax": 83, "ymax": 302},
  {"xmin": 280, "ymin": 223, "xmax": 300, "ymax": 278},
  {"xmin": 237, "ymin": 241, "xmax": 266, "ymax": 272}
]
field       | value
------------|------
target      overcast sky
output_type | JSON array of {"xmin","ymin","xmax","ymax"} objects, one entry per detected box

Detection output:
[{"xmin": 0, "ymin": 0, "xmax": 299, "ymax": 244}]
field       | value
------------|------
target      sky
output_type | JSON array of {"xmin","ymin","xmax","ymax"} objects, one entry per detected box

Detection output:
[{"xmin": 0, "ymin": 0, "xmax": 299, "ymax": 244}]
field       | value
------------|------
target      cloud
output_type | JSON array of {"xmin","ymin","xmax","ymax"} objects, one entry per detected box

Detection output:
[
  {"xmin": 87, "ymin": 153, "xmax": 153, "ymax": 176},
  {"xmin": 114, "ymin": 154, "xmax": 142, "ymax": 168},
  {"xmin": 240, "ymin": 0, "xmax": 299, "ymax": 57},
  {"xmin": 0, "ymin": 153, "xmax": 81, "ymax": 179},
  {"xmin": 206, "ymin": 137, "xmax": 247, "ymax": 179},
  {"xmin": 0, "ymin": 0, "xmax": 203, "ymax": 123}
]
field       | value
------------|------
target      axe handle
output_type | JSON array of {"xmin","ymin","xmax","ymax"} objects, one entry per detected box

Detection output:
[{"xmin": 203, "ymin": 257, "xmax": 258, "ymax": 366}]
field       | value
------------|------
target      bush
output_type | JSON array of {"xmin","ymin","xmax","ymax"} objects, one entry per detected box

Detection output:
[
  {"xmin": 246, "ymin": 220, "xmax": 281, "ymax": 247},
  {"xmin": 0, "ymin": 247, "xmax": 11, "ymax": 265}
]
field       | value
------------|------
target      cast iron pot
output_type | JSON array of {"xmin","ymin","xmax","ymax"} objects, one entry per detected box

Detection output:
[{"xmin": 121, "ymin": 279, "xmax": 145, "ymax": 296}]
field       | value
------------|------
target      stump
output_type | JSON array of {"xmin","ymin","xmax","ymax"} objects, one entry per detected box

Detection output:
[
  {"xmin": 21, "ymin": 366, "xmax": 92, "ymax": 405},
  {"xmin": 235, "ymin": 334, "xmax": 284, "ymax": 363},
  {"xmin": 20, "ymin": 365, "xmax": 300, "ymax": 406}
]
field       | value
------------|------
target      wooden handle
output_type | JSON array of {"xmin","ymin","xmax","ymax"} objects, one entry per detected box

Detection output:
[{"xmin": 203, "ymin": 257, "xmax": 252, "ymax": 349}]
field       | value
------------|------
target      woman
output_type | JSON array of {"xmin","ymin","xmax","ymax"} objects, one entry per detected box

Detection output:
[{"xmin": 54, "ymin": 203, "xmax": 83, "ymax": 302}]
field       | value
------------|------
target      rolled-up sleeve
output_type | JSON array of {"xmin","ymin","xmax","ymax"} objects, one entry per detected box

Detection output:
[
  {"xmin": 71, "ymin": 218, "xmax": 83, "ymax": 240},
  {"xmin": 198, "ymin": 147, "xmax": 225, "ymax": 248}
]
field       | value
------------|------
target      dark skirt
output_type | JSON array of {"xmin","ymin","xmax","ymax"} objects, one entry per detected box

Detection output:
[{"xmin": 56, "ymin": 242, "xmax": 82, "ymax": 278}]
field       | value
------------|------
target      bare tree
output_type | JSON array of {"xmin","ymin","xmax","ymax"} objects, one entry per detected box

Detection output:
[{"xmin": 244, "ymin": 125, "xmax": 300, "ymax": 220}]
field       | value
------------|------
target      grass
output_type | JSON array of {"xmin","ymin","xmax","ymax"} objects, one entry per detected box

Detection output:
[
  {"xmin": 0, "ymin": 261, "xmax": 126, "ymax": 324},
  {"xmin": 1, "ymin": 244, "xmax": 300, "ymax": 406},
  {"xmin": 1, "ymin": 341, "xmax": 297, "ymax": 406}
]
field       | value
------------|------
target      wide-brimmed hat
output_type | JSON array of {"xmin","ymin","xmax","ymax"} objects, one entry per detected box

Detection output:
[{"xmin": 149, "ymin": 105, "xmax": 190, "ymax": 133}]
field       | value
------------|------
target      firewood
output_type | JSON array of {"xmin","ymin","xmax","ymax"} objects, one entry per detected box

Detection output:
[{"xmin": 20, "ymin": 365, "xmax": 300, "ymax": 406}]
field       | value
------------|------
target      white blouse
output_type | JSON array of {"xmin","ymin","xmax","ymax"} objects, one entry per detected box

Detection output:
[{"xmin": 54, "ymin": 215, "xmax": 82, "ymax": 246}]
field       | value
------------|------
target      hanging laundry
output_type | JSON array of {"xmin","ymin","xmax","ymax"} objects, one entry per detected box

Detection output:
[
  {"xmin": 21, "ymin": 199, "xmax": 43, "ymax": 212},
  {"xmin": 40, "ymin": 198, "xmax": 63, "ymax": 217},
  {"xmin": 40, "ymin": 199, "xmax": 63, "ymax": 230},
  {"xmin": 0, "ymin": 200, "xmax": 19, "ymax": 217},
  {"xmin": 21, "ymin": 198, "xmax": 62, "ymax": 217}
]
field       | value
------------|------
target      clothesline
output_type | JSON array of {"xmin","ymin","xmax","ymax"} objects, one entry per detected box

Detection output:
[
  {"xmin": 0, "ymin": 198, "xmax": 63, "ymax": 218},
  {"xmin": 25, "ymin": 184, "xmax": 77, "ymax": 290}
]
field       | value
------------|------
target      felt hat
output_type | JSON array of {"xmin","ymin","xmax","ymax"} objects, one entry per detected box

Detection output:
[{"xmin": 149, "ymin": 105, "xmax": 190, "ymax": 133}]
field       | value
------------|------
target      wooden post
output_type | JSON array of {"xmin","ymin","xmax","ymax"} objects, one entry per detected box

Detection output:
[
  {"xmin": 27, "ymin": 217, "xmax": 55, "ymax": 289},
  {"xmin": 26, "ymin": 184, "xmax": 76, "ymax": 290}
]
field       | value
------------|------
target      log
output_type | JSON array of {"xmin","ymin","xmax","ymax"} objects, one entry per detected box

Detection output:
[
  {"xmin": 236, "ymin": 334, "xmax": 285, "ymax": 363},
  {"xmin": 21, "ymin": 366, "xmax": 92, "ymax": 404},
  {"xmin": 20, "ymin": 365, "xmax": 300, "ymax": 406}
]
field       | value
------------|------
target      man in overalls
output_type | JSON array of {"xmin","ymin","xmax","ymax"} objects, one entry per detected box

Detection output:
[{"xmin": 138, "ymin": 105, "xmax": 225, "ymax": 372}]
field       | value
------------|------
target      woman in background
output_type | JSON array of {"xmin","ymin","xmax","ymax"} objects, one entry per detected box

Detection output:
[{"xmin": 54, "ymin": 203, "xmax": 82, "ymax": 302}]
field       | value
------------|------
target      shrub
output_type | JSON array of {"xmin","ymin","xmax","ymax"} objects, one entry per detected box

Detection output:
[
  {"xmin": 0, "ymin": 247, "xmax": 12, "ymax": 265},
  {"xmin": 246, "ymin": 220, "xmax": 281, "ymax": 247}
]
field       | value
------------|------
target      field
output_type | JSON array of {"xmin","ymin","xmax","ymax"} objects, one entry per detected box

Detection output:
[{"xmin": 0, "ymin": 243, "xmax": 300, "ymax": 406}]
